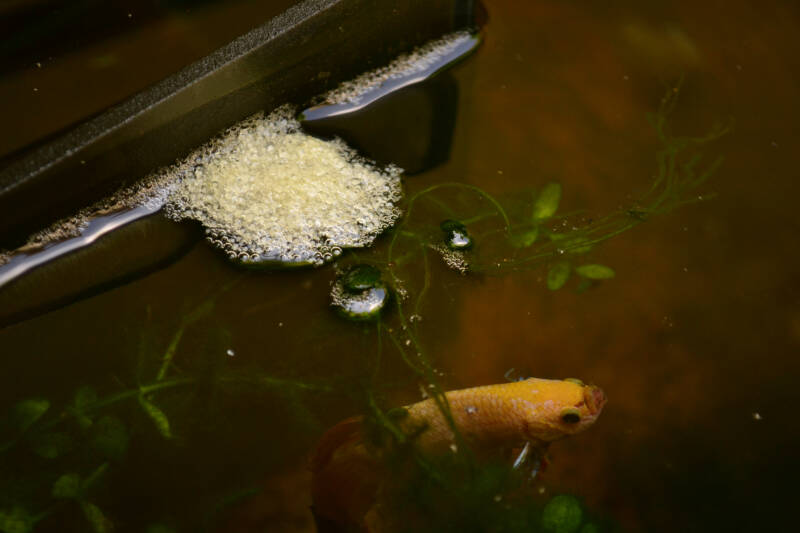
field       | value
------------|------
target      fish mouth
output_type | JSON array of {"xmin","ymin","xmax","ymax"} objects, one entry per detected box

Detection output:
[{"xmin": 584, "ymin": 386, "xmax": 607, "ymax": 415}]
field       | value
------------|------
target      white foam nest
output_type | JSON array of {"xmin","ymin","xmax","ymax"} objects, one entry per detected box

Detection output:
[{"xmin": 163, "ymin": 107, "xmax": 403, "ymax": 265}]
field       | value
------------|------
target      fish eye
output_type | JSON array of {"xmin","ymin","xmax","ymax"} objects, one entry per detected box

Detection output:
[
  {"xmin": 564, "ymin": 378, "xmax": 584, "ymax": 386},
  {"xmin": 561, "ymin": 408, "xmax": 581, "ymax": 424}
]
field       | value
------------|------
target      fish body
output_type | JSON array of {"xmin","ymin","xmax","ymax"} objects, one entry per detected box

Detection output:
[{"xmin": 310, "ymin": 378, "xmax": 606, "ymax": 530}]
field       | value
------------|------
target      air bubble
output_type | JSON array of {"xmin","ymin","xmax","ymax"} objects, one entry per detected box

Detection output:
[
  {"xmin": 321, "ymin": 31, "xmax": 474, "ymax": 106},
  {"xmin": 440, "ymin": 219, "xmax": 473, "ymax": 250},
  {"xmin": 330, "ymin": 265, "xmax": 390, "ymax": 321}
]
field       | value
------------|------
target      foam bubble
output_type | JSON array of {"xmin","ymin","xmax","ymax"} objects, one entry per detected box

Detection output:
[
  {"xmin": 320, "ymin": 30, "xmax": 475, "ymax": 106},
  {"xmin": 0, "ymin": 172, "xmax": 175, "ymax": 266},
  {"xmin": 164, "ymin": 106, "xmax": 403, "ymax": 266},
  {"xmin": 432, "ymin": 244, "xmax": 470, "ymax": 274}
]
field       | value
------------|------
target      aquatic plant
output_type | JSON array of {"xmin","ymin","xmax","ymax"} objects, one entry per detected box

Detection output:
[
  {"xmin": 0, "ymin": 85, "xmax": 725, "ymax": 532},
  {"xmin": 0, "ymin": 285, "xmax": 333, "ymax": 533},
  {"xmin": 320, "ymin": 85, "xmax": 727, "ymax": 531}
]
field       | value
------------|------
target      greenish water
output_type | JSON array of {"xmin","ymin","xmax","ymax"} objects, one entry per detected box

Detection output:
[{"xmin": 3, "ymin": 1, "xmax": 800, "ymax": 532}]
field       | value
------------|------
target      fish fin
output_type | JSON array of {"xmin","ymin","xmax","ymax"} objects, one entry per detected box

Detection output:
[
  {"xmin": 310, "ymin": 415, "xmax": 364, "ymax": 473},
  {"xmin": 311, "ymin": 416, "xmax": 382, "ymax": 528}
]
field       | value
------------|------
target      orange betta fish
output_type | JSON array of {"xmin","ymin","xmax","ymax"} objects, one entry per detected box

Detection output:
[{"xmin": 311, "ymin": 377, "xmax": 606, "ymax": 531}]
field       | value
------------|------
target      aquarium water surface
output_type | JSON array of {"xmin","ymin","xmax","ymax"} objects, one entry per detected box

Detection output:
[{"xmin": 1, "ymin": 1, "xmax": 800, "ymax": 533}]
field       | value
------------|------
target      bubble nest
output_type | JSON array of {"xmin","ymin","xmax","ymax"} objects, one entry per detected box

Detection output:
[{"xmin": 164, "ymin": 107, "xmax": 403, "ymax": 266}]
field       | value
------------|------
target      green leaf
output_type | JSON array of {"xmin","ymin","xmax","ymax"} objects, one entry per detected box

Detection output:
[
  {"xmin": 0, "ymin": 507, "xmax": 35, "ymax": 533},
  {"xmin": 91, "ymin": 416, "xmax": 129, "ymax": 461},
  {"xmin": 509, "ymin": 226, "xmax": 539, "ymax": 247},
  {"xmin": 12, "ymin": 399, "xmax": 49, "ymax": 432},
  {"xmin": 342, "ymin": 265, "xmax": 382, "ymax": 293},
  {"xmin": 547, "ymin": 261, "xmax": 571, "ymax": 291},
  {"xmin": 138, "ymin": 394, "xmax": 172, "ymax": 439},
  {"xmin": 80, "ymin": 502, "xmax": 112, "ymax": 533},
  {"xmin": 31, "ymin": 432, "xmax": 73, "ymax": 459},
  {"xmin": 574, "ymin": 264, "xmax": 615, "ymax": 280},
  {"xmin": 52, "ymin": 473, "xmax": 83, "ymax": 500},
  {"xmin": 579, "ymin": 524, "xmax": 601, "ymax": 533},
  {"xmin": 541, "ymin": 494, "xmax": 583, "ymax": 533},
  {"xmin": 532, "ymin": 183, "xmax": 562, "ymax": 220}
]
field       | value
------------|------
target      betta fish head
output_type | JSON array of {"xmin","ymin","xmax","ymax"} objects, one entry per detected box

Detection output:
[{"xmin": 516, "ymin": 377, "xmax": 607, "ymax": 443}]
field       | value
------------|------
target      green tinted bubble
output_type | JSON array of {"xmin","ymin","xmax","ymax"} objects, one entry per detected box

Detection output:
[
  {"xmin": 342, "ymin": 265, "xmax": 383, "ymax": 292},
  {"xmin": 441, "ymin": 219, "xmax": 473, "ymax": 250}
]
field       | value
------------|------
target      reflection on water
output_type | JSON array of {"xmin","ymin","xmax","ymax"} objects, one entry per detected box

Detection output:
[{"xmin": 2, "ymin": 0, "xmax": 800, "ymax": 532}]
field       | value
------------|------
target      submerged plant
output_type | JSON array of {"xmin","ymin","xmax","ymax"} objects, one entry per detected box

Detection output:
[
  {"xmin": 0, "ymin": 283, "xmax": 333, "ymax": 532},
  {"xmin": 320, "ymin": 84, "xmax": 727, "ymax": 531},
  {"xmin": 0, "ymin": 85, "xmax": 725, "ymax": 533}
]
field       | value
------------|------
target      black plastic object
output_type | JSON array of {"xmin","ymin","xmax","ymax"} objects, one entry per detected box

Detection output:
[
  {"xmin": 302, "ymin": 71, "xmax": 460, "ymax": 175},
  {"xmin": 0, "ymin": 213, "xmax": 201, "ymax": 328},
  {"xmin": 299, "ymin": 32, "xmax": 480, "ymax": 174},
  {"xmin": 0, "ymin": 0, "xmax": 476, "ymax": 249}
]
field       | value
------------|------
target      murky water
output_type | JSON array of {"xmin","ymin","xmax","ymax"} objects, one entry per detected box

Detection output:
[{"xmin": 2, "ymin": 1, "xmax": 800, "ymax": 532}]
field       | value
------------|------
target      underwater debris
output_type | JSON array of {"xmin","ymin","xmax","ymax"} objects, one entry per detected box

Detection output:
[{"xmin": 330, "ymin": 265, "xmax": 390, "ymax": 320}]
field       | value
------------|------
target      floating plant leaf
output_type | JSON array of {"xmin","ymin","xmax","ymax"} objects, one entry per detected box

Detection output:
[
  {"xmin": 81, "ymin": 502, "xmax": 112, "ymax": 533},
  {"xmin": 138, "ymin": 394, "xmax": 172, "ymax": 439},
  {"xmin": 532, "ymin": 183, "xmax": 562, "ymax": 221},
  {"xmin": 0, "ymin": 506, "xmax": 35, "ymax": 533},
  {"xmin": 91, "ymin": 416, "xmax": 129, "ymax": 461},
  {"xmin": 52, "ymin": 473, "xmax": 83, "ymax": 500},
  {"xmin": 31, "ymin": 431, "xmax": 73, "ymax": 459},
  {"xmin": 547, "ymin": 261, "xmax": 572, "ymax": 291},
  {"xmin": 541, "ymin": 494, "xmax": 583, "ymax": 533},
  {"xmin": 574, "ymin": 264, "xmax": 615, "ymax": 280},
  {"xmin": 11, "ymin": 399, "xmax": 49, "ymax": 433}
]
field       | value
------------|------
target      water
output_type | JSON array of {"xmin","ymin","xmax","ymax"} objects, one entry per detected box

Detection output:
[{"xmin": 2, "ymin": 0, "xmax": 800, "ymax": 532}]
